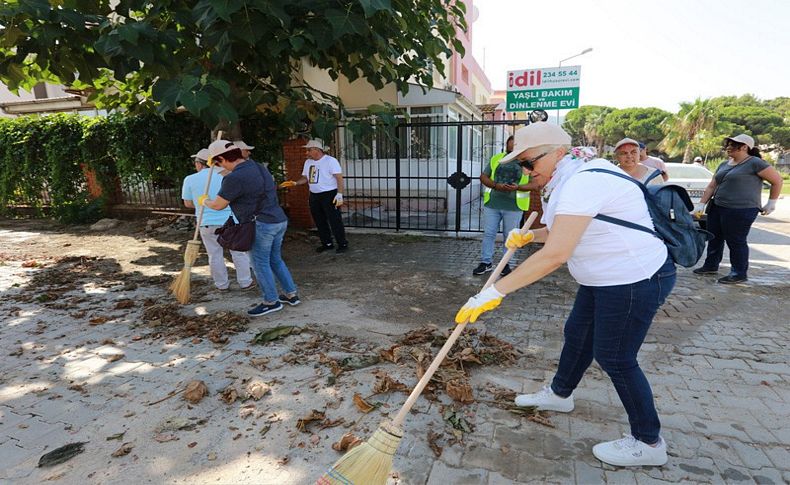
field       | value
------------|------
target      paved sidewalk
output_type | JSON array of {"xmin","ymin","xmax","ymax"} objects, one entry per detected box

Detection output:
[{"xmin": 0, "ymin": 200, "xmax": 788, "ymax": 484}]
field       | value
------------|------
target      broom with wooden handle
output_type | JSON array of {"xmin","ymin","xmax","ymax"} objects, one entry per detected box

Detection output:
[
  {"xmin": 169, "ymin": 131, "xmax": 223, "ymax": 304},
  {"xmin": 317, "ymin": 211, "xmax": 539, "ymax": 485}
]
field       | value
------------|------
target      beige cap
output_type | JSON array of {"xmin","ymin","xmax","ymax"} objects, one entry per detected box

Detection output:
[
  {"xmin": 725, "ymin": 134, "xmax": 754, "ymax": 149},
  {"xmin": 233, "ymin": 140, "xmax": 254, "ymax": 150},
  {"xmin": 500, "ymin": 123, "xmax": 572, "ymax": 163},
  {"xmin": 207, "ymin": 140, "xmax": 238, "ymax": 160},
  {"xmin": 191, "ymin": 148, "xmax": 210, "ymax": 161},
  {"xmin": 304, "ymin": 138, "xmax": 327, "ymax": 151},
  {"xmin": 614, "ymin": 138, "xmax": 640, "ymax": 151}
]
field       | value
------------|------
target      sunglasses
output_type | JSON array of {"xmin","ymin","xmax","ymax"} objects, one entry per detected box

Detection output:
[{"xmin": 517, "ymin": 151, "xmax": 549, "ymax": 170}]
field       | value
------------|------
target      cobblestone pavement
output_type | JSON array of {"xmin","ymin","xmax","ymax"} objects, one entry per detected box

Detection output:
[{"xmin": 1, "ymin": 201, "xmax": 788, "ymax": 484}]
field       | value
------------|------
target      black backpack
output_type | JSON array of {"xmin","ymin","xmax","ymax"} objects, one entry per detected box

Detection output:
[{"xmin": 582, "ymin": 169, "xmax": 712, "ymax": 268}]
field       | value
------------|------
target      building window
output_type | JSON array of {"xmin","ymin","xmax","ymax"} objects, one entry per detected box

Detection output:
[
  {"xmin": 32, "ymin": 83, "xmax": 48, "ymax": 99},
  {"xmin": 461, "ymin": 66, "xmax": 469, "ymax": 85}
]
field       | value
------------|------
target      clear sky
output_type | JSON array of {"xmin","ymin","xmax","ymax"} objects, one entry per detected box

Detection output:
[{"xmin": 471, "ymin": 0, "xmax": 790, "ymax": 113}]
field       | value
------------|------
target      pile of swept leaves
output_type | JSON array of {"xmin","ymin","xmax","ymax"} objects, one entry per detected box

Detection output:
[
  {"xmin": 141, "ymin": 303, "xmax": 248, "ymax": 343},
  {"xmin": 377, "ymin": 325, "xmax": 521, "ymax": 405}
]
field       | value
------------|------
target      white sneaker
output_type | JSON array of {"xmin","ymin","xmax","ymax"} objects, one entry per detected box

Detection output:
[
  {"xmin": 592, "ymin": 434, "xmax": 668, "ymax": 467},
  {"xmin": 514, "ymin": 385, "xmax": 574, "ymax": 412}
]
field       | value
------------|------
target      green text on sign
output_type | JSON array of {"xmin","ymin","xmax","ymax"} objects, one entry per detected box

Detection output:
[{"xmin": 506, "ymin": 87, "xmax": 580, "ymax": 111}]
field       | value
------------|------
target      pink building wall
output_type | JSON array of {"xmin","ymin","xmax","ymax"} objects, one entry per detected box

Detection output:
[{"xmin": 448, "ymin": 1, "xmax": 491, "ymax": 102}]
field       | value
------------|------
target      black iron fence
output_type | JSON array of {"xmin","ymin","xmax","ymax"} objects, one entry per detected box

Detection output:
[{"xmin": 337, "ymin": 118, "xmax": 529, "ymax": 233}]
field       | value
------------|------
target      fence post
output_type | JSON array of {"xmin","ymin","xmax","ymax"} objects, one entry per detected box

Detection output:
[
  {"xmin": 394, "ymin": 124, "xmax": 402, "ymax": 232},
  {"xmin": 454, "ymin": 123, "xmax": 463, "ymax": 234}
]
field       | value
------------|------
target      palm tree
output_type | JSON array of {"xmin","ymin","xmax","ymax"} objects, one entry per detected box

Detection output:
[
  {"xmin": 583, "ymin": 109, "xmax": 609, "ymax": 154},
  {"xmin": 660, "ymin": 98, "xmax": 719, "ymax": 163}
]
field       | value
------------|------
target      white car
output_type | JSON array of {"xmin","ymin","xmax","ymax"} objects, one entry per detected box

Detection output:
[{"xmin": 664, "ymin": 162, "xmax": 713, "ymax": 226}]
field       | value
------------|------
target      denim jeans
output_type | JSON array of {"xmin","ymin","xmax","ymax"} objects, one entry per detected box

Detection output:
[
  {"xmin": 701, "ymin": 202, "xmax": 759, "ymax": 278},
  {"xmin": 481, "ymin": 206, "xmax": 522, "ymax": 264},
  {"xmin": 250, "ymin": 220, "xmax": 297, "ymax": 303},
  {"xmin": 550, "ymin": 257, "xmax": 676, "ymax": 444}
]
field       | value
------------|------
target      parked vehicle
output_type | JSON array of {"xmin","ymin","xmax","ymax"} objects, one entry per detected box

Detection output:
[{"xmin": 665, "ymin": 162, "xmax": 713, "ymax": 227}]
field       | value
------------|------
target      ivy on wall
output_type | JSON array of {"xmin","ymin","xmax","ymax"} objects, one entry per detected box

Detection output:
[{"xmin": 0, "ymin": 112, "xmax": 286, "ymax": 223}]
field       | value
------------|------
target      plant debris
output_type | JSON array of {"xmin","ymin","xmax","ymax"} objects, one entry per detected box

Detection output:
[
  {"xmin": 106, "ymin": 432, "xmax": 125, "ymax": 441},
  {"xmin": 427, "ymin": 430, "xmax": 443, "ymax": 458},
  {"xmin": 443, "ymin": 409, "xmax": 473, "ymax": 434},
  {"xmin": 352, "ymin": 393, "xmax": 378, "ymax": 413},
  {"xmin": 219, "ymin": 386, "xmax": 238, "ymax": 404},
  {"xmin": 111, "ymin": 442, "xmax": 133, "ymax": 457},
  {"xmin": 296, "ymin": 410, "xmax": 325, "ymax": 432},
  {"xmin": 251, "ymin": 325, "xmax": 300, "ymax": 344},
  {"xmin": 244, "ymin": 380, "xmax": 270, "ymax": 400},
  {"xmin": 331, "ymin": 432, "xmax": 362, "ymax": 452},
  {"xmin": 183, "ymin": 380, "xmax": 208, "ymax": 404},
  {"xmin": 38, "ymin": 442, "xmax": 87, "ymax": 468},
  {"xmin": 372, "ymin": 370, "xmax": 408, "ymax": 394},
  {"xmin": 340, "ymin": 355, "xmax": 380, "ymax": 371},
  {"xmin": 142, "ymin": 304, "xmax": 247, "ymax": 343}
]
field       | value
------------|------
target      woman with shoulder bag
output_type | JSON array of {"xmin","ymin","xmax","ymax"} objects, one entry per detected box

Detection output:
[
  {"xmin": 202, "ymin": 140, "xmax": 300, "ymax": 316},
  {"xmin": 692, "ymin": 134, "xmax": 783, "ymax": 284}
]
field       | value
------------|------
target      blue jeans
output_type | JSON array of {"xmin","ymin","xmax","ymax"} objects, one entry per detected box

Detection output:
[
  {"xmin": 701, "ymin": 202, "xmax": 759, "ymax": 278},
  {"xmin": 550, "ymin": 257, "xmax": 676, "ymax": 444},
  {"xmin": 250, "ymin": 220, "xmax": 297, "ymax": 303},
  {"xmin": 481, "ymin": 206, "xmax": 522, "ymax": 264}
]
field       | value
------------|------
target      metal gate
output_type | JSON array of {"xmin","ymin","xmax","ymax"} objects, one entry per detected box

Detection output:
[{"xmin": 338, "ymin": 119, "xmax": 529, "ymax": 233}]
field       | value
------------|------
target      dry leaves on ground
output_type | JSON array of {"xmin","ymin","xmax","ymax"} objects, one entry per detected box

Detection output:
[
  {"xmin": 111, "ymin": 442, "xmax": 133, "ymax": 457},
  {"xmin": 331, "ymin": 432, "xmax": 362, "ymax": 452},
  {"xmin": 143, "ymin": 304, "xmax": 247, "ymax": 343},
  {"xmin": 183, "ymin": 380, "xmax": 208, "ymax": 404},
  {"xmin": 427, "ymin": 430, "xmax": 443, "ymax": 458},
  {"xmin": 219, "ymin": 386, "xmax": 238, "ymax": 404},
  {"xmin": 296, "ymin": 410, "xmax": 326, "ymax": 432},
  {"xmin": 445, "ymin": 378, "xmax": 474, "ymax": 404},
  {"xmin": 352, "ymin": 393, "xmax": 378, "ymax": 413},
  {"xmin": 38, "ymin": 442, "xmax": 86, "ymax": 468},
  {"xmin": 245, "ymin": 380, "xmax": 271, "ymax": 400},
  {"xmin": 372, "ymin": 370, "xmax": 408, "ymax": 394}
]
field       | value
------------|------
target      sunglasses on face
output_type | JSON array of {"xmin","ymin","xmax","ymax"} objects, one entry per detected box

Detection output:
[{"xmin": 517, "ymin": 151, "xmax": 549, "ymax": 170}]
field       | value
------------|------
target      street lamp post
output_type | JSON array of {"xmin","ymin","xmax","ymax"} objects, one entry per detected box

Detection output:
[{"xmin": 556, "ymin": 47, "xmax": 593, "ymax": 124}]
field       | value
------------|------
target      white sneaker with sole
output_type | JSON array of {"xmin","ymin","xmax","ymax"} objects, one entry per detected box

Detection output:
[
  {"xmin": 514, "ymin": 385, "xmax": 574, "ymax": 412},
  {"xmin": 592, "ymin": 434, "xmax": 668, "ymax": 467}
]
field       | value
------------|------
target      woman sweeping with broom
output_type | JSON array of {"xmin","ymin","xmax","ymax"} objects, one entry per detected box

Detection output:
[{"xmin": 456, "ymin": 122, "xmax": 676, "ymax": 467}]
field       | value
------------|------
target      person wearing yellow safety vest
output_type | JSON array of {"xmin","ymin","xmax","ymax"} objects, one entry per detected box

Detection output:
[{"xmin": 474, "ymin": 135, "xmax": 542, "ymax": 276}]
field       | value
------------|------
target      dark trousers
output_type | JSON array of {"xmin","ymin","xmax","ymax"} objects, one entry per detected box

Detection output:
[
  {"xmin": 702, "ymin": 202, "xmax": 759, "ymax": 277},
  {"xmin": 550, "ymin": 257, "xmax": 676, "ymax": 444},
  {"xmin": 309, "ymin": 189, "xmax": 347, "ymax": 248}
]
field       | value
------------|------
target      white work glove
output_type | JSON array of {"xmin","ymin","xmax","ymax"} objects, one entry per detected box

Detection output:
[
  {"xmin": 455, "ymin": 285, "xmax": 506, "ymax": 324},
  {"xmin": 333, "ymin": 193, "xmax": 344, "ymax": 207},
  {"xmin": 505, "ymin": 228, "xmax": 535, "ymax": 249},
  {"xmin": 761, "ymin": 199, "xmax": 777, "ymax": 216},
  {"xmin": 692, "ymin": 202, "xmax": 706, "ymax": 219}
]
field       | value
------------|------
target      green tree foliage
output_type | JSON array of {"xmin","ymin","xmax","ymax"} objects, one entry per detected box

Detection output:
[
  {"xmin": 660, "ymin": 98, "xmax": 719, "ymax": 163},
  {"xmin": 0, "ymin": 0, "xmax": 466, "ymax": 135},
  {"xmin": 598, "ymin": 107, "xmax": 671, "ymax": 150},
  {"xmin": 562, "ymin": 105, "xmax": 614, "ymax": 152}
]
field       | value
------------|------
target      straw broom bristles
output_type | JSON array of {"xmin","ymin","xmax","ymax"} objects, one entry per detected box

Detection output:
[
  {"xmin": 316, "ymin": 422, "xmax": 402, "ymax": 485},
  {"xmin": 169, "ymin": 240, "xmax": 201, "ymax": 304}
]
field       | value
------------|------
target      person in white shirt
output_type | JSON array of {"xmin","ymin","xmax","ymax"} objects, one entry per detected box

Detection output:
[
  {"xmin": 181, "ymin": 148, "xmax": 254, "ymax": 291},
  {"xmin": 280, "ymin": 139, "xmax": 348, "ymax": 253},
  {"xmin": 454, "ymin": 123, "xmax": 676, "ymax": 468},
  {"xmin": 615, "ymin": 138, "xmax": 663, "ymax": 186},
  {"xmin": 638, "ymin": 142, "xmax": 669, "ymax": 181}
]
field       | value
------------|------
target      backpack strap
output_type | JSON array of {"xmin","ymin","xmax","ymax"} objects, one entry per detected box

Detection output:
[
  {"xmin": 580, "ymin": 168, "xmax": 661, "ymax": 239},
  {"xmin": 644, "ymin": 169, "xmax": 662, "ymax": 185}
]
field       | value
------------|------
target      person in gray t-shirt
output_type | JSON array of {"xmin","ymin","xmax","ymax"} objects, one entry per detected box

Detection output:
[{"xmin": 693, "ymin": 134, "xmax": 784, "ymax": 284}]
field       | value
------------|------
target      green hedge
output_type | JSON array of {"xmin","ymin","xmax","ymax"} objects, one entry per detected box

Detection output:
[{"xmin": 0, "ymin": 112, "xmax": 286, "ymax": 223}]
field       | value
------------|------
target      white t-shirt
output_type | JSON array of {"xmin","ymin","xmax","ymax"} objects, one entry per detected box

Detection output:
[
  {"xmin": 641, "ymin": 155, "xmax": 667, "ymax": 174},
  {"xmin": 545, "ymin": 159, "xmax": 667, "ymax": 286},
  {"xmin": 302, "ymin": 154, "xmax": 342, "ymax": 193}
]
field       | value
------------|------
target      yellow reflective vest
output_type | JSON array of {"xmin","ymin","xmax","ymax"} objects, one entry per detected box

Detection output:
[{"xmin": 483, "ymin": 152, "xmax": 531, "ymax": 211}]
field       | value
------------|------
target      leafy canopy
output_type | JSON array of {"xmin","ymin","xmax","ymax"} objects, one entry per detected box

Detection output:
[{"xmin": 0, "ymin": 0, "xmax": 466, "ymax": 132}]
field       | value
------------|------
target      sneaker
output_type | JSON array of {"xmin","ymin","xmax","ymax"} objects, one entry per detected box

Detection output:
[
  {"xmin": 247, "ymin": 301, "xmax": 283, "ymax": 317},
  {"xmin": 472, "ymin": 262, "xmax": 493, "ymax": 276},
  {"xmin": 316, "ymin": 244, "xmax": 334, "ymax": 253},
  {"xmin": 692, "ymin": 267, "xmax": 718, "ymax": 275},
  {"xmin": 335, "ymin": 245, "xmax": 348, "ymax": 254},
  {"xmin": 718, "ymin": 274, "xmax": 747, "ymax": 284},
  {"xmin": 278, "ymin": 294, "xmax": 301, "ymax": 306},
  {"xmin": 592, "ymin": 434, "xmax": 668, "ymax": 467},
  {"xmin": 500, "ymin": 264, "xmax": 512, "ymax": 277},
  {"xmin": 514, "ymin": 385, "xmax": 574, "ymax": 412}
]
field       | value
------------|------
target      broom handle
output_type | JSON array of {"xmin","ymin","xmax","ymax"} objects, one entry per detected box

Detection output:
[
  {"xmin": 392, "ymin": 211, "xmax": 538, "ymax": 428},
  {"xmin": 191, "ymin": 130, "xmax": 224, "ymax": 241}
]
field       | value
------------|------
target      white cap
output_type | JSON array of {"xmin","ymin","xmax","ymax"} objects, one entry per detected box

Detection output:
[
  {"xmin": 614, "ymin": 138, "xmax": 640, "ymax": 151},
  {"xmin": 725, "ymin": 134, "xmax": 755, "ymax": 149},
  {"xmin": 693, "ymin": 156, "xmax": 703, "ymax": 162},
  {"xmin": 304, "ymin": 138, "xmax": 327, "ymax": 151},
  {"xmin": 207, "ymin": 140, "xmax": 238, "ymax": 160},
  {"xmin": 500, "ymin": 123, "xmax": 572, "ymax": 163},
  {"xmin": 233, "ymin": 140, "xmax": 254, "ymax": 150},
  {"xmin": 191, "ymin": 148, "xmax": 210, "ymax": 161}
]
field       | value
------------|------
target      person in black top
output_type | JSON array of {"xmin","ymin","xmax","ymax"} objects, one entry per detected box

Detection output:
[{"xmin": 202, "ymin": 140, "xmax": 300, "ymax": 316}]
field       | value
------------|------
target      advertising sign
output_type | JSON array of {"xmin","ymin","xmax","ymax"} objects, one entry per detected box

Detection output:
[{"xmin": 506, "ymin": 66, "xmax": 581, "ymax": 112}]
